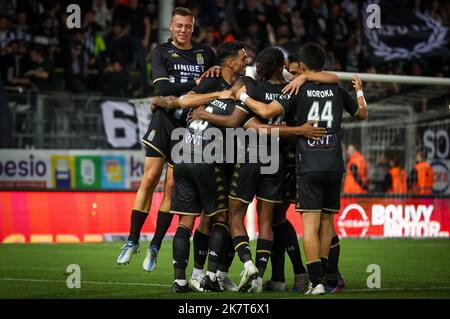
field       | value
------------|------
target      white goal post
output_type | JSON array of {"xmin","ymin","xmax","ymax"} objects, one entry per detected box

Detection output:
[{"xmin": 245, "ymin": 66, "xmax": 450, "ymax": 86}]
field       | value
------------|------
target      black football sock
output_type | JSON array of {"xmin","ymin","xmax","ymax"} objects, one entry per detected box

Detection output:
[
  {"xmin": 127, "ymin": 209, "xmax": 148, "ymax": 244},
  {"xmin": 271, "ymin": 223, "xmax": 286, "ymax": 282},
  {"xmin": 328, "ymin": 235, "xmax": 340, "ymax": 275},
  {"xmin": 255, "ymin": 239, "xmax": 273, "ymax": 278},
  {"xmin": 283, "ymin": 220, "xmax": 306, "ymax": 274},
  {"xmin": 321, "ymin": 257, "xmax": 329, "ymax": 277},
  {"xmin": 276, "ymin": 220, "xmax": 306, "ymax": 274},
  {"xmin": 270, "ymin": 244, "xmax": 286, "ymax": 282},
  {"xmin": 207, "ymin": 223, "xmax": 229, "ymax": 275},
  {"xmin": 150, "ymin": 210, "xmax": 174, "ymax": 250},
  {"xmin": 218, "ymin": 233, "xmax": 235, "ymax": 272},
  {"xmin": 173, "ymin": 225, "xmax": 191, "ymax": 280},
  {"xmin": 306, "ymin": 260, "xmax": 323, "ymax": 286},
  {"xmin": 193, "ymin": 229, "xmax": 209, "ymax": 270},
  {"xmin": 232, "ymin": 235, "xmax": 252, "ymax": 263}
]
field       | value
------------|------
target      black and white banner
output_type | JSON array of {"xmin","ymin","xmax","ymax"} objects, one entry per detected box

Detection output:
[
  {"xmin": 362, "ymin": 0, "xmax": 448, "ymax": 62},
  {"xmin": 100, "ymin": 99, "xmax": 152, "ymax": 149},
  {"xmin": 418, "ymin": 121, "xmax": 450, "ymax": 194}
]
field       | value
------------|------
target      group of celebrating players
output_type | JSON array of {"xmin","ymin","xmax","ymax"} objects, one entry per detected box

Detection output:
[{"xmin": 116, "ymin": 7, "xmax": 368, "ymax": 295}]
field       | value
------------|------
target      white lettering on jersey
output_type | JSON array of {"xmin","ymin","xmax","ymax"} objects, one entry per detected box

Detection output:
[
  {"xmin": 306, "ymin": 90, "xmax": 334, "ymax": 98},
  {"xmin": 265, "ymin": 92, "xmax": 290, "ymax": 101},
  {"xmin": 173, "ymin": 64, "xmax": 205, "ymax": 73},
  {"xmin": 211, "ymin": 99, "xmax": 227, "ymax": 110}
]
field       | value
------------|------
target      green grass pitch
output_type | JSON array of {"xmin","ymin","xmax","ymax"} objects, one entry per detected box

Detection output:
[{"xmin": 1, "ymin": 239, "xmax": 449, "ymax": 299}]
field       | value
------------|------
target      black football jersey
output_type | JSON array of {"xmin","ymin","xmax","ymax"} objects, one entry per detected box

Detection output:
[
  {"xmin": 244, "ymin": 80, "xmax": 292, "ymax": 161},
  {"xmin": 182, "ymin": 76, "xmax": 246, "ymax": 162},
  {"xmin": 191, "ymin": 76, "xmax": 230, "ymax": 95},
  {"xmin": 151, "ymin": 41, "xmax": 216, "ymax": 122},
  {"xmin": 245, "ymin": 80, "xmax": 292, "ymax": 124},
  {"xmin": 280, "ymin": 82, "xmax": 359, "ymax": 174}
]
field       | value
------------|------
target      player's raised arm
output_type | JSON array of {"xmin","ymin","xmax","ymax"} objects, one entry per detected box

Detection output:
[
  {"xmin": 282, "ymin": 71, "xmax": 340, "ymax": 95},
  {"xmin": 179, "ymin": 89, "xmax": 233, "ymax": 108},
  {"xmin": 352, "ymin": 75, "xmax": 368, "ymax": 121},
  {"xmin": 151, "ymin": 90, "xmax": 233, "ymax": 111},
  {"xmin": 237, "ymin": 85, "xmax": 284, "ymax": 119}
]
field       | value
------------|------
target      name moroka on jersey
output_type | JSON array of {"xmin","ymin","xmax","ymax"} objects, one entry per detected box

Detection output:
[{"xmin": 279, "ymin": 82, "xmax": 359, "ymax": 174}]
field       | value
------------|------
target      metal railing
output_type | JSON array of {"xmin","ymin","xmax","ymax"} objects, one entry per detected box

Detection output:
[{"xmin": 7, "ymin": 88, "xmax": 123, "ymax": 149}]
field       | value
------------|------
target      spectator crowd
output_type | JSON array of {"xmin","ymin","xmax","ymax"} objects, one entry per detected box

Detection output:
[{"xmin": 0, "ymin": 0, "xmax": 449, "ymax": 99}]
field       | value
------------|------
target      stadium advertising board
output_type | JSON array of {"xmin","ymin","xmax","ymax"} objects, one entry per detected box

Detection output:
[
  {"xmin": 0, "ymin": 149, "xmax": 154, "ymax": 190},
  {"xmin": 420, "ymin": 125, "xmax": 450, "ymax": 194},
  {"xmin": 1, "ymin": 192, "xmax": 448, "ymax": 243},
  {"xmin": 286, "ymin": 198, "xmax": 449, "ymax": 239}
]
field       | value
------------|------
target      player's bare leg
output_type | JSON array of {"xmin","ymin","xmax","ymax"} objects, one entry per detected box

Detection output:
[
  {"xmin": 301, "ymin": 212, "xmax": 325, "ymax": 295},
  {"xmin": 144, "ymin": 165, "xmax": 175, "ymax": 272},
  {"xmin": 117, "ymin": 156, "xmax": 165, "ymax": 265},
  {"xmin": 229, "ymin": 198, "xmax": 259, "ymax": 292},
  {"xmin": 172, "ymin": 214, "xmax": 196, "ymax": 293}
]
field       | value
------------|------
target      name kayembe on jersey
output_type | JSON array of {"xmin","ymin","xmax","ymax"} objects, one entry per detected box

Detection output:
[{"xmin": 265, "ymin": 92, "xmax": 291, "ymax": 101}]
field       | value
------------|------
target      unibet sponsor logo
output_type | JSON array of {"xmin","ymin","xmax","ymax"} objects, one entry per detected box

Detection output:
[{"xmin": 173, "ymin": 64, "xmax": 205, "ymax": 73}]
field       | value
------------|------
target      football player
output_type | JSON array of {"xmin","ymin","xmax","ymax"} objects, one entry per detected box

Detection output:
[
  {"xmin": 238, "ymin": 43, "xmax": 368, "ymax": 294},
  {"xmin": 117, "ymin": 7, "xmax": 218, "ymax": 275}
]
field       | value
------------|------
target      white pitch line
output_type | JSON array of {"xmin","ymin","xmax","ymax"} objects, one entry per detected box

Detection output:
[
  {"xmin": 1, "ymin": 278, "xmax": 450, "ymax": 293},
  {"xmin": 0, "ymin": 277, "xmax": 171, "ymax": 287}
]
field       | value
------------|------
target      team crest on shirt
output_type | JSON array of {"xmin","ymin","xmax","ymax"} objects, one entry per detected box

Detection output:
[
  {"xmin": 196, "ymin": 53, "xmax": 204, "ymax": 65},
  {"xmin": 148, "ymin": 130, "xmax": 156, "ymax": 141}
]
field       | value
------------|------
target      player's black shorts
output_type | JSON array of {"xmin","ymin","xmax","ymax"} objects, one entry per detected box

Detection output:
[
  {"xmin": 283, "ymin": 148, "xmax": 296, "ymax": 203},
  {"xmin": 295, "ymin": 171, "xmax": 343, "ymax": 214},
  {"xmin": 223, "ymin": 163, "xmax": 235, "ymax": 190},
  {"xmin": 228, "ymin": 161, "xmax": 284, "ymax": 204},
  {"xmin": 142, "ymin": 109, "xmax": 184, "ymax": 166},
  {"xmin": 170, "ymin": 162, "xmax": 228, "ymax": 217}
]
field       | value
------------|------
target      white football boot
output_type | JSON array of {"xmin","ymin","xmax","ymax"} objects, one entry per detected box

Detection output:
[{"xmin": 117, "ymin": 241, "xmax": 139, "ymax": 265}]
